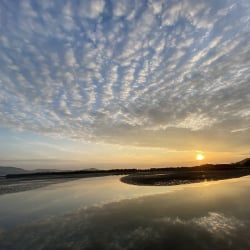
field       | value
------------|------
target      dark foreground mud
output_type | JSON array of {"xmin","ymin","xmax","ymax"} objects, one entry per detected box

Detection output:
[{"xmin": 120, "ymin": 169, "xmax": 250, "ymax": 186}]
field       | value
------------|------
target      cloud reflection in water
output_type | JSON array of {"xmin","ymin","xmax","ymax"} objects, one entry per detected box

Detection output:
[{"xmin": 1, "ymin": 177, "xmax": 250, "ymax": 249}]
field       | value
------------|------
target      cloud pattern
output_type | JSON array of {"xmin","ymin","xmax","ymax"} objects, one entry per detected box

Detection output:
[{"xmin": 0, "ymin": 0, "xmax": 249, "ymax": 149}]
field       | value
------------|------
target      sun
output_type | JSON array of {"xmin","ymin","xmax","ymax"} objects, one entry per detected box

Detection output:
[{"xmin": 196, "ymin": 153, "xmax": 205, "ymax": 161}]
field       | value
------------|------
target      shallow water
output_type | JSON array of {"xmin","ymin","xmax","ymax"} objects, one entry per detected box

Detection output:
[
  {"xmin": 1, "ymin": 176, "xmax": 250, "ymax": 249},
  {"xmin": 0, "ymin": 176, "xmax": 180, "ymax": 229}
]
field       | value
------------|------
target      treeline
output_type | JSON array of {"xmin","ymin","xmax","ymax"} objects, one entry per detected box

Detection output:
[
  {"xmin": 5, "ymin": 158, "xmax": 250, "ymax": 179},
  {"xmin": 5, "ymin": 168, "xmax": 138, "ymax": 179}
]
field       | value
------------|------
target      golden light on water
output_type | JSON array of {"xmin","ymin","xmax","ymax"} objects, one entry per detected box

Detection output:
[{"xmin": 196, "ymin": 153, "xmax": 205, "ymax": 161}]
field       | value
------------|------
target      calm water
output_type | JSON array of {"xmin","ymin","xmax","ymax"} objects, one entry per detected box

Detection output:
[{"xmin": 1, "ymin": 176, "xmax": 250, "ymax": 249}]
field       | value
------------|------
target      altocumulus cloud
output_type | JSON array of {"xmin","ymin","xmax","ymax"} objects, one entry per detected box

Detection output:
[{"xmin": 0, "ymin": 0, "xmax": 249, "ymax": 150}]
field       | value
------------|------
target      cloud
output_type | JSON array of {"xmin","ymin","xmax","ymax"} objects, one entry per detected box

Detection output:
[
  {"xmin": 79, "ymin": 0, "xmax": 105, "ymax": 19},
  {"xmin": 0, "ymin": 0, "xmax": 249, "ymax": 151}
]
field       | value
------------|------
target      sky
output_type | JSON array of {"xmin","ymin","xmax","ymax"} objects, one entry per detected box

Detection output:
[{"xmin": 0, "ymin": 0, "xmax": 249, "ymax": 170}]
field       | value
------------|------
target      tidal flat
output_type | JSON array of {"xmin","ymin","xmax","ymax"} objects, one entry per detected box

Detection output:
[
  {"xmin": 1, "ymin": 176, "xmax": 250, "ymax": 249},
  {"xmin": 120, "ymin": 169, "xmax": 250, "ymax": 186},
  {"xmin": 2, "ymin": 163, "xmax": 250, "ymax": 196},
  {"xmin": 0, "ymin": 178, "xmax": 70, "ymax": 196}
]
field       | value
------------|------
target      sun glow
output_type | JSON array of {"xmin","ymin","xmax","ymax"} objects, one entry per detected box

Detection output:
[{"xmin": 196, "ymin": 153, "xmax": 205, "ymax": 161}]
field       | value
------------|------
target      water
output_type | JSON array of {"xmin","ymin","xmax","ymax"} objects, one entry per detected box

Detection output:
[
  {"xmin": 1, "ymin": 176, "xmax": 250, "ymax": 249},
  {"xmin": 0, "ymin": 176, "xmax": 180, "ymax": 229}
]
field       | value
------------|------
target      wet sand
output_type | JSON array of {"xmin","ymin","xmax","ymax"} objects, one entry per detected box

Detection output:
[
  {"xmin": 0, "ymin": 172, "xmax": 116, "ymax": 195},
  {"xmin": 0, "ymin": 178, "xmax": 72, "ymax": 195},
  {"xmin": 120, "ymin": 169, "xmax": 250, "ymax": 186}
]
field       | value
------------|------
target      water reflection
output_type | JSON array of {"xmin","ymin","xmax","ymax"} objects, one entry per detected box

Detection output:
[
  {"xmin": 1, "ymin": 176, "xmax": 250, "ymax": 249},
  {"xmin": 0, "ymin": 176, "xmax": 180, "ymax": 229}
]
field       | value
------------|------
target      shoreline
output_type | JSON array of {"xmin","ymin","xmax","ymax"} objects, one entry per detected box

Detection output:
[
  {"xmin": 1, "ymin": 162, "xmax": 250, "ymax": 194},
  {"xmin": 0, "ymin": 178, "xmax": 73, "ymax": 196}
]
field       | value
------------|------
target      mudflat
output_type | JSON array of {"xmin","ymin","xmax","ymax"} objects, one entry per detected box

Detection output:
[
  {"xmin": 0, "ymin": 177, "xmax": 71, "ymax": 195},
  {"xmin": 120, "ymin": 169, "xmax": 250, "ymax": 186}
]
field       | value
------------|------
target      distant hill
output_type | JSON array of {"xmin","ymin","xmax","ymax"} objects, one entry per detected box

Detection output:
[
  {"xmin": 0, "ymin": 166, "xmax": 63, "ymax": 176},
  {"xmin": 0, "ymin": 166, "xmax": 98, "ymax": 176},
  {"xmin": 1, "ymin": 158, "xmax": 249, "ymax": 178},
  {"xmin": 236, "ymin": 158, "xmax": 250, "ymax": 167},
  {"xmin": 196, "ymin": 158, "xmax": 250, "ymax": 170},
  {"xmin": 0, "ymin": 166, "xmax": 29, "ymax": 176}
]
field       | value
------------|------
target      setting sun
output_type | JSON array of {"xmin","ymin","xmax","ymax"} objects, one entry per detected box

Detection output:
[{"xmin": 196, "ymin": 153, "xmax": 205, "ymax": 161}]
